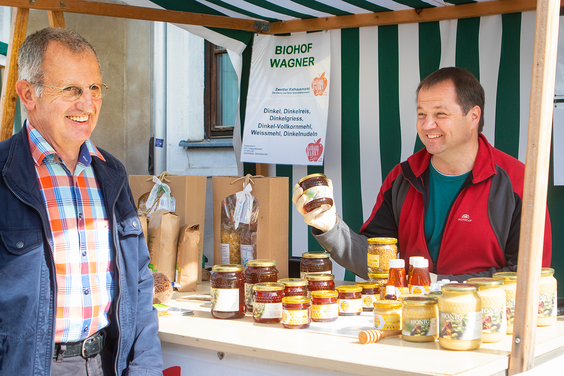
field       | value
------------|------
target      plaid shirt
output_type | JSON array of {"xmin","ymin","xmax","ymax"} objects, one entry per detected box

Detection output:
[{"xmin": 26, "ymin": 123, "xmax": 115, "ymax": 343}]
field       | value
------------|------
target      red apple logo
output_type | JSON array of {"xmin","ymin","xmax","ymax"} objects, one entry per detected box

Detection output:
[
  {"xmin": 312, "ymin": 72, "xmax": 327, "ymax": 96},
  {"xmin": 306, "ymin": 138, "xmax": 324, "ymax": 162}
]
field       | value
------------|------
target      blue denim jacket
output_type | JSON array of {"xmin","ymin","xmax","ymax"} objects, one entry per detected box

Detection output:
[{"xmin": 0, "ymin": 128, "xmax": 163, "ymax": 375}]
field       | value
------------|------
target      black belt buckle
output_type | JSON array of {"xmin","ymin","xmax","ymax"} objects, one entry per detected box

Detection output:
[{"xmin": 81, "ymin": 332, "xmax": 104, "ymax": 358}]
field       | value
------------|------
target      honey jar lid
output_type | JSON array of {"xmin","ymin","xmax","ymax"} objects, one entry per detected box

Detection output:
[
  {"xmin": 336, "ymin": 285, "xmax": 362, "ymax": 293},
  {"xmin": 298, "ymin": 173, "xmax": 327, "ymax": 184},
  {"xmin": 302, "ymin": 252, "xmax": 331, "ymax": 259},
  {"xmin": 541, "ymin": 267, "xmax": 555, "ymax": 277},
  {"xmin": 492, "ymin": 272, "xmax": 518, "ymax": 282},
  {"xmin": 306, "ymin": 273, "xmax": 335, "ymax": 281},
  {"xmin": 373, "ymin": 300, "xmax": 402, "ymax": 309},
  {"xmin": 212, "ymin": 264, "xmax": 244, "ymax": 273},
  {"xmin": 282, "ymin": 296, "xmax": 311, "ymax": 304},
  {"xmin": 402, "ymin": 296, "xmax": 437, "ymax": 306},
  {"xmin": 367, "ymin": 237, "xmax": 397, "ymax": 244},
  {"xmin": 253, "ymin": 282, "xmax": 285, "ymax": 291},
  {"xmin": 311, "ymin": 290, "xmax": 338, "ymax": 299},
  {"xmin": 277, "ymin": 278, "xmax": 308, "ymax": 287},
  {"xmin": 367, "ymin": 272, "xmax": 389, "ymax": 280},
  {"xmin": 441, "ymin": 283, "xmax": 479, "ymax": 293},
  {"xmin": 246, "ymin": 259, "xmax": 277, "ymax": 267},
  {"xmin": 355, "ymin": 281, "xmax": 379, "ymax": 289},
  {"xmin": 466, "ymin": 277, "xmax": 503, "ymax": 288}
]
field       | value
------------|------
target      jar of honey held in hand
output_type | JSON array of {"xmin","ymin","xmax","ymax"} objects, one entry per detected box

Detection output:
[
  {"xmin": 277, "ymin": 278, "xmax": 308, "ymax": 298},
  {"xmin": 210, "ymin": 264, "xmax": 245, "ymax": 319},
  {"xmin": 466, "ymin": 278, "xmax": 507, "ymax": 343},
  {"xmin": 336, "ymin": 285, "xmax": 363, "ymax": 316},
  {"xmin": 300, "ymin": 252, "xmax": 332, "ymax": 279},
  {"xmin": 298, "ymin": 173, "xmax": 333, "ymax": 213}
]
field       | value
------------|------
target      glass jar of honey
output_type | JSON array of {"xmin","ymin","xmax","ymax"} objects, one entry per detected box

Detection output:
[
  {"xmin": 311, "ymin": 290, "xmax": 338, "ymax": 322},
  {"xmin": 244, "ymin": 259, "xmax": 279, "ymax": 312},
  {"xmin": 300, "ymin": 252, "xmax": 332, "ymax": 279},
  {"xmin": 402, "ymin": 296, "xmax": 438, "ymax": 342},
  {"xmin": 298, "ymin": 173, "xmax": 333, "ymax": 213},
  {"xmin": 307, "ymin": 273, "xmax": 336, "ymax": 294},
  {"xmin": 252, "ymin": 282, "xmax": 284, "ymax": 324},
  {"xmin": 336, "ymin": 285, "xmax": 363, "ymax": 316},
  {"xmin": 368, "ymin": 273, "xmax": 389, "ymax": 300},
  {"xmin": 356, "ymin": 281, "xmax": 379, "ymax": 311},
  {"xmin": 210, "ymin": 264, "xmax": 245, "ymax": 319},
  {"xmin": 493, "ymin": 272, "xmax": 517, "ymax": 334},
  {"xmin": 367, "ymin": 237, "xmax": 397, "ymax": 273},
  {"xmin": 277, "ymin": 278, "xmax": 308, "ymax": 297},
  {"xmin": 373, "ymin": 300, "xmax": 402, "ymax": 331},
  {"xmin": 466, "ymin": 278, "xmax": 507, "ymax": 343},
  {"xmin": 282, "ymin": 296, "xmax": 311, "ymax": 329},
  {"xmin": 538, "ymin": 268, "xmax": 557, "ymax": 327},
  {"xmin": 438, "ymin": 284, "xmax": 482, "ymax": 351}
]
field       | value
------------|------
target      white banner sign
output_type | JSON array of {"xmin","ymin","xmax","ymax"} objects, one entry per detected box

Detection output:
[{"xmin": 241, "ymin": 32, "xmax": 331, "ymax": 165}]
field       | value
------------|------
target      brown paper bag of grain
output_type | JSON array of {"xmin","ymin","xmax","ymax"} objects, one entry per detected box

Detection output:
[
  {"xmin": 175, "ymin": 224, "xmax": 201, "ymax": 292},
  {"xmin": 148, "ymin": 209, "xmax": 180, "ymax": 282}
]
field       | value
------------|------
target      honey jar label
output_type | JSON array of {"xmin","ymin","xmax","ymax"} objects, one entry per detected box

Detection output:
[
  {"xmin": 339, "ymin": 298, "xmax": 362, "ymax": 314},
  {"xmin": 367, "ymin": 254, "xmax": 379, "ymax": 268},
  {"xmin": 303, "ymin": 186, "xmax": 331, "ymax": 204},
  {"xmin": 211, "ymin": 288, "xmax": 240, "ymax": 312},
  {"xmin": 506, "ymin": 299, "xmax": 515, "ymax": 325},
  {"xmin": 439, "ymin": 311, "xmax": 481, "ymax": 341},
  {"xmin": 409, "ymin": 285, "xmax": 430, "ymax": 295},
  {"xmin": 282, "ymin": 309, "xmax": 309, "ymax": 325},
  {"xmin": 395, "ymin": 287, "xmax": 409, "ymax": 298},
  {"xmin": 374, "ymin": 313, "xmax": 401, "ymax": 330},
  {"xmin": 362, "ymin": 294, "xmax": 375, "ymax": 308},
  {"xmin": 482, "ymin": 306, "xmax": 506, "ymax": 334},
  {"xmin": 538, "ymin": 292, "xmax": 557, "ymax": 318},
  {"xmin": 311, "ymin": 303, "xmax": 338, "ymax": 319},
  {"xmin": 403, "ymin": 318, "xmax": 437, "ymax": 337},
  {"xmin": 254, "ymin": 302, "xmax": 282, "ymax": 319}
]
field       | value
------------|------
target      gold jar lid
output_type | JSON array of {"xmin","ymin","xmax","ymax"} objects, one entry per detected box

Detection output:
[
  {"xmin": 298, "ymin": 173, "xmax": 327, "ymax": 184},
  {"xmin": 441, "ymin": 283, "xmax": 479, "ymax": 293},
  {"xmin": 336, "ymin": 285, "xmax": 362, "ymax": 293},
  {"xmin": 368, "ymin": 272, "xmax": 389, "ymax": 280},
  {"xmin": 253, "ymin": 282, "xmax": 285, "ymax": 292},
  {"xmin": 306, "ymin": 273, "xmax": 335, "ymax": 281},
  {"xmin": 302, "ymin": 252, "xmax": 331, "ymax": 259},
  {"xmin": 373, "ymin": 300, "xmax": 402, "ymax": 309},
  {"xmin": 356, "ymin": 281, "xmax": 379, "ymax": 289},
  {"xmin": 493, "ymin": 272, "xmax": 517, "ymax": 282},
  {"xmin": 246, "ymin": 259, "xmax": 277, "ymax": 267},
  {"xmin": 402, "ymin": 296, "xmax": 437, "ymax": 306},
  {"xmin": 466, "ymin": 277, "xmax": 503, "ymax": 288},
  {"xmin": 541, "ymin": 267, "xmax": 555, "ymax": 277},
  {"xmin": 282, "ymin": 296, "xmax": 311, "ymax": 304},
  {"xmin": 212, "ymin": 264, "xmax": 244, "ymax": 272},
  {"xmin": 367, "ymin": 237, "xmax": 397, "ymax": 245},
  {"xmin": 311, "ymin": 290, "xmax": 338, "ymax": 299},
  {"xmin": 277, "ymin": 278, "xmax": 308, "ymax": 287}
]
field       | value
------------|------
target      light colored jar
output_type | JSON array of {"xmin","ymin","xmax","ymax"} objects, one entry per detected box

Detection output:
[
  {"xmin": 367, "ymin": 237, "xmax": 397, "ymax": 273},
  {"xmin": 467, "ymin": 278, "xmax": 507, "ymax": 343},
  {"xmin": 402, "ymin": 296, "xmax": 438, "ymax": 342},
  {"xmin": 373, "ymin": 300, "xmax": 402, "ymax": 331},
  {"xmin": 493, "ymin": 272, "xmax": 517, "ymax": 334},
  {"xmin": 538, "ymin": 268, "xmax": 557, "ymax": 327},
  {"xmin": 438, "ymin": 284, "xmax": 482, "ymax": 351}
]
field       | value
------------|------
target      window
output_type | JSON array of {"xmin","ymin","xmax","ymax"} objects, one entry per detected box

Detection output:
[{"xmin": 205, "ymin": 41, "xmax": 238, "ymax": 138}]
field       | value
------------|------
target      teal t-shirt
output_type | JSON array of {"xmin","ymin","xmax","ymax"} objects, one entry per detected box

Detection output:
[{"xmin": 424, "ymin": 162, "xmax": 470, "ymax": 264}]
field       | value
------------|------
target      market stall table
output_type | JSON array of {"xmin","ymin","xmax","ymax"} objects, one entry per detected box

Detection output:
[{"xmin": 158, "ymin": 282, "xmax": 564, "ymax": 376}]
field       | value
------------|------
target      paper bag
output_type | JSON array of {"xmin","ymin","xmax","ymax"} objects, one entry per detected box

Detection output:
[
  {"xmin": 175, "ymin": 224, "xmax": 202, "ymax": 292},
  {"xmin": 138, "ymin": 214, "xmax": 148, "ymax": 244},
  {"xmin": 213, "ymin": 176, "xmax": 289, "ymax": 278},
  {"xmin": 148, "ymin": 209, "xmax": 180, "ymax": 282}
]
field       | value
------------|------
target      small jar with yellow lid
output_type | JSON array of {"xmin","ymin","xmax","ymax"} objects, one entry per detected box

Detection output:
[
  {"xmin": 282, "ymin": 296, "xmax": 311, "ymax": 329},
  {"xmin": 538, "ymin": 268, "xmax": 557, "ymax": 327},
  {"xmin": 278, "ymin": 278, "xmax": 308, "ymax": 298},
  {"xmin": 306, "ymin": 273, "xmax": 336, "ymax": 293},
  {"xmin": 356, "ymin": 281, "xmax": 379, "ymax": 311},
  {"xmin": 466, "ymin": 278, "xmax": 507, "ymax": 343},
  {"xmin": 438, "ymin": 283, "xmax": 482, "ymax": 351},
  {"xmin": 300, "ymin": 252, "xmax": 332, "ymax": 279},
  {"xmin": 373, "ymin": 300, "xmax": 402, "ymax": 331},
  {"xmin": 311, "ymin": 290, "xmax": 339, "ymax": 322},
  {"xmin": 336, "ymin": 285, "xmax": 363, "ymax": 316},
  {"xmin": 493, "ymin": 272, "xmax": 517, "ymax": 334},
  {"xmin": 402, "ymin": 296, "xmax": 438, "ymax": 342},
  {"xmin": 210, "ymin": 264, "xmax": 245, "ymax": 319},
  {"xmin": 367, "ymin": 237, "xmax": 397, "ymax": 273},
  {"xmin": 252, "ymin": 282, "xmax": 284, "ymax": 324},
  {"xmin": 368, "ymin": 272, "xmax": 389, "ymax": 300}
]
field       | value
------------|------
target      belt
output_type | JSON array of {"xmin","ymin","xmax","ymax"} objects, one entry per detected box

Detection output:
[{"xmin": 53, "ymin": 331, "xmax": 105, "ymax": 361}]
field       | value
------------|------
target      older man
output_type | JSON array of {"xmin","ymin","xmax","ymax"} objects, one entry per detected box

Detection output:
[
  {"xmin": 294, "ymin": 67, "xmax": 552, "ymax": 282},
  {"xmin": 0, "ymin": 28, "xmax": 162, "ymax": 375}
]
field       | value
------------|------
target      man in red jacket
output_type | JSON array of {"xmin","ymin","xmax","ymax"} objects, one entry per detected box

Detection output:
[{"xmin": 293, "ymin": 67, "xmax": 551, "ymax": 281}]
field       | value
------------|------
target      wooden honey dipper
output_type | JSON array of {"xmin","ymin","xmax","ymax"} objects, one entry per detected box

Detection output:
[{"xmin": 358, "ymin": 329, "xmax": 402, "ymax": 344}]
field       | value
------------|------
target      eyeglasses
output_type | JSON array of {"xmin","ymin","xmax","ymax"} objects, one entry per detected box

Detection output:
[{"xmin": 32, "ymin": 82, "xmax": 108, "ymax": 100}]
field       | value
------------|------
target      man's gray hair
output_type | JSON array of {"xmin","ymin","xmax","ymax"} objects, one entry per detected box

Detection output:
[{"xmin": 18, "ymin": 27, "xmax": 100, "ymax": 96}]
